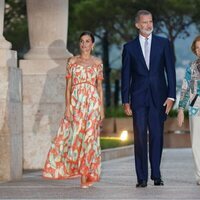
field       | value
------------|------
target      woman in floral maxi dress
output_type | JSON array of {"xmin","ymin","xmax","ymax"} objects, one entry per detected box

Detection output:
[{"xmin": 43, "ymin": 31, "xmax": 104, "ymax": 188}]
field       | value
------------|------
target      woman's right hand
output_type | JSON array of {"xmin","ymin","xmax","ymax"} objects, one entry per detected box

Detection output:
[
  {"xmin": 177, "ymin": 109, "xmax": 184, "ymax": 127},
  {"xmin": 100, "ymin": 109, "xmax": 105, "ymax": 121},
  {"xmin": 64, "ymin": 107, "xmax": 71, "ymax": 120}
]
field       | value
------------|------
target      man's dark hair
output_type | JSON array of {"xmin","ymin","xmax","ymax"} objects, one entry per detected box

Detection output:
[
  {"xmin": 135, "ymin": 10, "xmax": 152, "ymax": 23},
  {"xmin": 79, "ymin": 31, "xmax": 95, "ymax": 43}
]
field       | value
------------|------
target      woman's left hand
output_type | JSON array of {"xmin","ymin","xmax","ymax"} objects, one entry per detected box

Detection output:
[
  {"xmin": 177, "ymin": 109, "xmax": 184, "ymax": 127},
  {"xmin": 100, "ymin": 110, "xmax": 105, "ymax": 121}
]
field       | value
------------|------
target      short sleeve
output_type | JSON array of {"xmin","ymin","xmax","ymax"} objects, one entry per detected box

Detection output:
[
  {"xmin": 97, "ymin": 64, "xmax": 104, "ymax": 80},
  {"xmin": 65, "ymin": 62, "xmax": 73, "ymax": 79},
  {"xmin": 66, "ymin": 65, "xmax": 71, "ymax": 79}
]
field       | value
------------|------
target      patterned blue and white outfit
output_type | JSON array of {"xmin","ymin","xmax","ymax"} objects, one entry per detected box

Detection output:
[{"xmin": 178, "ymin": 58, "xmax": 200, "ymax": 184}]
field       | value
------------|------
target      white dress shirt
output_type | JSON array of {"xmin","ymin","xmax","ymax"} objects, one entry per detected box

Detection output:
[{"xmin": 139, "ymin": 34, "xmax": 152, "ymax": 69}]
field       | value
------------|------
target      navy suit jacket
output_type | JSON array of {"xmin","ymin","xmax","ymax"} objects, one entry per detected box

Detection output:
[{"xmin": 121, "ymin": 34, "xmax": 176, "ymax": 111}]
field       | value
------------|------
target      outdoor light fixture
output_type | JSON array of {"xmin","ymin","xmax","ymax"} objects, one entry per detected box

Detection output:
[{"xmin": 120, "ymin": 130, "xmax": 128, "ymax": 141}]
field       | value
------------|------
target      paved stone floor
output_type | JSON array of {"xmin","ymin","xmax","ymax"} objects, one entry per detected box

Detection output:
[{"xmin": 0, "ymin": 148, "xmax": 200, "ymax": 199}]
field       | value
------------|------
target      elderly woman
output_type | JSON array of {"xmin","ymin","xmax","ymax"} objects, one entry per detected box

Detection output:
[{"xmin": 177, "ymin": 35, "xmax": 200, "ymax": 186}]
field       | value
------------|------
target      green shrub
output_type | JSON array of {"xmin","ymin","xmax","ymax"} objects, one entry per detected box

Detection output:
[
  {"xmin": 105, "ymin": 106, "xmax": 127, "ymax": 118},
  {"xmin": 105, "ymin": 106, "xmax": 189, "ymax": 118},
  {"xmin": 100, "ymin": 137, "xmax": 133, "ymax": 150}
]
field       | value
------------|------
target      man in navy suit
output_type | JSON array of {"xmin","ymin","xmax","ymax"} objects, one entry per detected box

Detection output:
[{"xmin": 121, "ymin": 10, "xmax": 176, "ymax": 187}]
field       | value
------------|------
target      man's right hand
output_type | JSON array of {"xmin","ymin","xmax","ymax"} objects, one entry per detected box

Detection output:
[{"xmin": 123, "ymin": 103, "xmax": 132, "ymax": 116}]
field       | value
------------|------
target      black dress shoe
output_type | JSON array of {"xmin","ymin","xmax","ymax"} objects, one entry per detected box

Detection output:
[
  {"xmin": 136, "ymin": 181, "xmax": 147, "ymax": 188},
  {"xmin": 154, "ymin": 179, "xmax": 164, "ymax": 186}
]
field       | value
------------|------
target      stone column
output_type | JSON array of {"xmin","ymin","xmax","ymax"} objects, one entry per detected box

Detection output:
[
  {"xmin": 20, "ymin": 0, "xmax": 72, "ymax": 169},
  {"xmin": 0, "ymin": 1, "xmax": 23, "ymax": 181},
  {"xmin": 24, "ymin": 0, "xmax": 71, "ymax": 59},
  {"xmin": 0, "ymin": 0, "xmax": 11, "ymax": 49}
]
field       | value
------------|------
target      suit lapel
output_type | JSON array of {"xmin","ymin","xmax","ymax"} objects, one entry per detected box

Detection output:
[{"xmin": 149, "ymin": 35, "xmax": 157, "ymax": 71}]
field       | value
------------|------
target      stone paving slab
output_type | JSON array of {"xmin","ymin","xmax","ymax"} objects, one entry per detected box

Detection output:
[{"xmin": 0, "ymin": 148, "xmax": 200, "ymax": 199}]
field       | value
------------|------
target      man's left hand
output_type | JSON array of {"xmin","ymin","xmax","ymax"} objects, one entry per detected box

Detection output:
[{"xmin": 163, "ymin": 98, "xmax": 174, "ymax": 115}]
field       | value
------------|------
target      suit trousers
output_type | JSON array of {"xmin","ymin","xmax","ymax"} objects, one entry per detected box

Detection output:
[
  {"xmin": 189, "ymin": 116, "xmax": 200, "ymax": 182},
  {"xmin": 132, "ymin": 92, "xmax": 164, "ymax": 183}
]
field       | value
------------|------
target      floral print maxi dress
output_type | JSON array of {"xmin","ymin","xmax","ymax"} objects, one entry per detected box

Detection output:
[{"xmin": 43, "ymin": 62, "xmax": 103, "ymax": 181}]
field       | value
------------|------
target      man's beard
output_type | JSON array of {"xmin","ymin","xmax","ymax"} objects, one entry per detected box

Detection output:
[{"xmin": 141, "ymin": 28, "xmax": 153, "ymax": 35}]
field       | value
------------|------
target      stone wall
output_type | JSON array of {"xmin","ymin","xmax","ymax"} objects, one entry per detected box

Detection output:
[
  {"xmin": 20, "ymin": 59, "xmax": 66, "ymax": 169},
  {"xmin": 0, "ymin": 49, "xmax": 22, "ymax": 180}
]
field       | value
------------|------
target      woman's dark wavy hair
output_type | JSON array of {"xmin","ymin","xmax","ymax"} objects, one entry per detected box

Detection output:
[{"xmin": 79, "ymin": 31, "xmax": 95, "ymax": 43}]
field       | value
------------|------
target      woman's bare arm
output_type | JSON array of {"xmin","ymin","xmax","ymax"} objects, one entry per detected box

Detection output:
[{"xmin": 97, "ymin": 79, "xmax": 104, "ymax": 120}]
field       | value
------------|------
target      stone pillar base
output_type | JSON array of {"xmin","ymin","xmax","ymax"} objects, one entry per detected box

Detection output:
[
  {"xmin": 0, "ymin": 37, "xmax": 12, "ymax": 49},
  {"xmin": 24, "ymin": 47, "xmax": 72, "ymax": 60},
  {"xmin": 20, "ymin": 59, "xmax": 67, "ymax": 169},
  {"xmin": 0, "ymin": 49, "xmax": 22, "ymax": 181}
]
